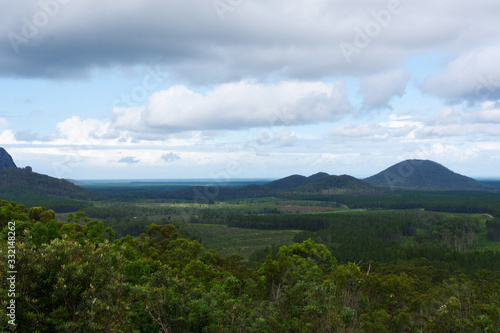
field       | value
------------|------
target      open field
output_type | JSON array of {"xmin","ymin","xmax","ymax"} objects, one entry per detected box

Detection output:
[{"xmin": 186, "ymin": 223, "xmax": 300, "ymax": 258}]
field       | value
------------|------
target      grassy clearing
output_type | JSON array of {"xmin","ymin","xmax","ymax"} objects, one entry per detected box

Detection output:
[
  {"xmin": 189, "ymin": 223, "xmax": 300, "ymax": 258},
  {"xmin": 477, "ymin": 232, "xmax": 500, "ymax": 251},
  {"xmin": 134, "ymin": 199, "xmax": 347, "ymax": 216},
  {"xmin": 476, "ymin": 214, "xmax": 500, "ymax": 251}
]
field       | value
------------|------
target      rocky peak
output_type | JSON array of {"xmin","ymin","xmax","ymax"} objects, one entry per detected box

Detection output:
[{"xmin": 0, "ymin": 147, "xmax": 17, "ymax": 170}]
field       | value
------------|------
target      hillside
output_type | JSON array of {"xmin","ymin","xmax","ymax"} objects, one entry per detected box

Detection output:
[
  {"xmin": 293, "ymin": 174, "xmax": 380, "ymax": 195},
  {"xmin": 364, "ymin": 159, "xmax": 489, "ymax": 191},
  {"xmin": 265, "ymin": 174, "xmax": 310, "ymax": 190},
  {"xmin": 0, "ymin": 148, "xmax": 98, "ymax": 203},
  {"xmin": 0, "ymin": 167, "xmax": 99, "ymax": 201},
  {"xmin": 265, "ymin": 172, "xmax": 329, "ymax": 190},
  {"xmin": 0, "ymin": 147, "xmax": 16, "ymax": 170},
  {"xmin": 262, "ymin": 172, "xmax": 379, "ymax": 196}
]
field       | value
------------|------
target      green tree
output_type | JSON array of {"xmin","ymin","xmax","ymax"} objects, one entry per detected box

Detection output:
[{"xmin": 6, "ymin": 236, "xmax": 136, "ymax": 332}]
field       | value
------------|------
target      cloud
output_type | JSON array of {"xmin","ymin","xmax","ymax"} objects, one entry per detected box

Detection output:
[
  {"xmin": 329, "ymin": 114, "xmax": 423, "ymax": 140},
  {"xmin": 52, "ymin": 116, "xmax": 120, "ymax": 145},
  {"xmin": 14, "ymin": 130, "xmax": 40, "ymax": 142},
  {"xmin": 0, "ymin": 130, "xmax": 17, "ymax": 144},
  {"xmin": 3, "ymin": 0, "xmax": 500, "ymax": 179},
  {"xmin": 2, "ymin": 0, "xmax": 500, "ymax": 82},
  {"xmin": 358, "ymin": 69, "xmax": 410, "ymax": 109},
  {"xmin": 417, "ymin": 103, "xmax": 500, "ymax": 138},
  {"xmin": 421, "ymin": 44, "xmax": 500, "ymax": 104},
  {"xmin": 118, "ymin": 156, "xmax": 139, "ymax": 164},
  {"xmin": 472, "ymin": 102, "xmax": 500, "ymax": 123},
  {"xmin": 330, "ymin": 123, "xmax": 387, "ymax": 138},
  {"xmin": 161, "ymin": 152, "xmax": 180, "ymax": 163},
  {"xmin": 330, "ymin": 103, "xmax": 500, "ymax": 142},
  {"xmin": 112, "ymin": 80, "xmax": 352, "ymax": 136}
]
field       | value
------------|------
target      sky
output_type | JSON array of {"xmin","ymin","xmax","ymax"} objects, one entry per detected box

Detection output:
[{"xmin": 1, "ymin": 0, "xmax": 500, "ymax": 180}]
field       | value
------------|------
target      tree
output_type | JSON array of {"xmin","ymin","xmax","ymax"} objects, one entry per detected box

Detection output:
[{"xmin": 7, "ymin": 236, "xmax": 136, "ymax": 332}]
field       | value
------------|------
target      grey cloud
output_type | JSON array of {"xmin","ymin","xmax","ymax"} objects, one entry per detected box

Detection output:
[
  {"xmin": 161, "ymin": 152, "xmax": 180, "ymax": 163},
  {"xmin": 2, "ymin": 0, "xmax": 500, "ymax": 82},
  {"xmin": 358, "ymin": 69, "xmax": 410, "ymax": 109},
  {"xmin": 118, "ymin": 156, "xmax": 139, "ymax": 164},
  {"xmin": 14, "ymin": 130, "xmax": 40, "ymax": 141},
  {"xmin": 472, "ymin": 108, "xmax": 500, "ymax": 123},
  {"xmin": 421, "ymin": 44, "xmax": 500, "ymax": 104}
]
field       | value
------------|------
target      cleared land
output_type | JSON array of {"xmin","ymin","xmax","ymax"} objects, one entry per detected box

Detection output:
[{"xmin": 189, "ymin": 223, "xmax": 300, "ymax": 258}]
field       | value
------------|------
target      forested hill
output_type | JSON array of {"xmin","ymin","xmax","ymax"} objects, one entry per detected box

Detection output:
[
  {"xmin": 292, "ymin": 174, "xmax": 379, "ymax": 195},
  {"xmin": 0, "ymin": 147, "xmax": 16, "ymax": 170},
  {"xmin": 0, "ymin": 167, "xmax": 99, "ymax": 201},
  {"xmin": 264, "ymin": 172, "xmax": 329, "ymax": 190},
  {"xmin": 364, "ymin": 159, "xmax": 490, "ymax": 191}
]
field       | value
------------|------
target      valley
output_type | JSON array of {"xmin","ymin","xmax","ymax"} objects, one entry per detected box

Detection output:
[{"xmin": 2, "ymin": 151, "xmax": 500, "ymax": 332}]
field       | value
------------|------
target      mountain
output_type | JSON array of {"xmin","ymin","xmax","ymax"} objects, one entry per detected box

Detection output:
[
  {"xmin": 265, "ymin": 172, "xmax": 330, "ymax": 190},
  {"xmin": 0, "ymin": 147, "xmax": 16, "ymax": 170},
  {"xmin": 265, "ymin": 174, "xmax": 310, "ymax": 190},
  {"xmin": 0, "ymin": 167, "xmax": 99, "ymax": 201},
  {"xmin": 364, "ymin": 159, "xmax": 489, "ymax": 191},
  {"xmin": 0, "ymin": 148, "xmax": 100, "ymax": 210},
  {"xmin": 307, "ymin": 172, "xmax": 330, "ymax": 182},
  {"xmin": 262, "ymin": 172, "xmax": 378, "ymax": 196},
  {"xmin": 293, "ymin": 175, "xmax": 379, "ymax": 195}
]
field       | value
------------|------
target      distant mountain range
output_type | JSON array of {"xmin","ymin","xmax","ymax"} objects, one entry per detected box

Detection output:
[
  {"xmin": 262, "ymin": 159, "xmax": 490, "ymax": 193},
  {"xmin": 0, "ymin": 146, "xmax": 496, "ymax": 210},
  {"xmin": 265, "ymin": 172, "xmax": 330, "ymax": 190},
  {"xmin": 265, "ymin": 173, "xmax": 378, "ymax": 195}
]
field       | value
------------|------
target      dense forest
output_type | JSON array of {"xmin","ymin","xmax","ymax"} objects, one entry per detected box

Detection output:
[{"xmin": 1, "ymin": 199, "xmax": 500, "ymax": 332}]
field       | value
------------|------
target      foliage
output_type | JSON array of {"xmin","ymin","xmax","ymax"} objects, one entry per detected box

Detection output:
[
  {"xmin": 1, "ymin": 198, "xmax": 500, "ymax": 332},
  {"xmin": 487, "ymin": 218, "xmax": 500, "ymax": 241}
]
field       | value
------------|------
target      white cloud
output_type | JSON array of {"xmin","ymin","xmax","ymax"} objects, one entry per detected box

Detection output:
[
  {"xmin": 329, "ymin": 123, "xmax": 387, "ymax": 138},
  {"xmin": 112, "ymin": 80, "xmax": 352, "ymax": 136},
  {"xmin": 0, "ymin": 130, "xmax": 16, "ymax": 144},
  {"xmin": 251, "ymin": 130, "xmax": 300, "ymax": 149},
  {"xmin": 422, "ymin": 44, "xmax": 500, "ymax": 103},
  {"xmin": 358, "ymin": 69, "xmax": 410, "ymax": 109},
  {"xmin": 410, "ymin": 143, "xmax": 479, "ymax": 163},
  {"xmin": 472, "ymin": 102, "xmax": 500, "ymax": 123},
  {"xmin": 54, "ymin": 116, "xmax": 116, "ymax": 145},
  {"xmin": 330, "ymin": 114, "xmax": 423, "ymax": 139},
  {"xmin": 417, "ymin": 103, "xmax": 500, "ymax": 138}
]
